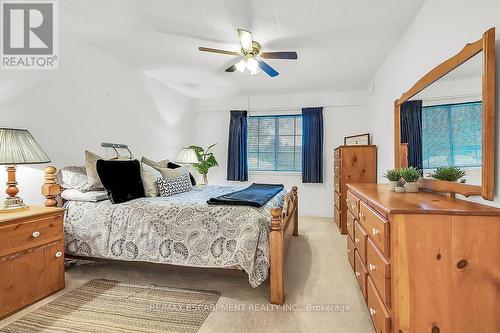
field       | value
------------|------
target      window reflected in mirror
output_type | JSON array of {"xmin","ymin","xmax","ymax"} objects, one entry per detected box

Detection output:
[{"xmin": 401, "ymin": 51, "xmax": 483, "ymax": 186}]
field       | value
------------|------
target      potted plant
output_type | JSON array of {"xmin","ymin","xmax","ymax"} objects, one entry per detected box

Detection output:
[
  {"xmin": 400, "ymin": 167, "xmax": 421, "ymax": 193},
  {"xmin": 394, "ymin": 180, "xmax": 406, "ymax": 193},
  {"xmin": 189, "ymin": 144, "xmax": 218, "ymax": 185},
  {"xmin": 383, "ymin": 169, "xmax": 401, "ymax": 191},
  {"xmin": 429, "ymin": 167, "xmax": 466, "ymax": 182}
]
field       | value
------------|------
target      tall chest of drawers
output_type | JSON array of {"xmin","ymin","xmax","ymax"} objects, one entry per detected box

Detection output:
[
  {"xmin": 346, "ymin": 183, "xmax": 500, "ymax": 333},
  {"xmin": 0, "ymin": 207, "xmax": 65, "ymax": 319},
  {"xmin": 334, "ymin": 145, "xmax": 377, "ymax": 235}
]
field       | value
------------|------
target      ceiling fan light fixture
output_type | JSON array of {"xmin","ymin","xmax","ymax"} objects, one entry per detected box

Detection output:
[
  {"xmin": 235, "ymin": 59, "xmax": 246, "ymax": 73},
  {"xmin": 246, "ymin": 57, "xmax": 258, "ymax": 72}
]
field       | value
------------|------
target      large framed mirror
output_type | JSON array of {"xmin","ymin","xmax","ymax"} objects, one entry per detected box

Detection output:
[{"xmin": 394, "ymin": 28, "xmax": 496, "ymax": 200}]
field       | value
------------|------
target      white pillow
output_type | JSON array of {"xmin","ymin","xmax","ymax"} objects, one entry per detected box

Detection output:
[
  {"xmin": 61, "ymin": 189, "xmax": 109, "ymax": 202},
  {"xmin": 155, "ymin": 165, "xmax": 189, "ymax": 179},
  {"xmin": 85, "ymin": 150, "xmax": 105, "ymax": 190},
  {"xmin": 141, "ymin": 162, "xmax": 162, "ymax": 197}
]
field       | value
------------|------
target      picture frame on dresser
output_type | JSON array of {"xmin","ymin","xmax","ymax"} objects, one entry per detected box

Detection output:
[{"xmin": 344, "ymin": 133, "xmax": 370, "ymax": 146}]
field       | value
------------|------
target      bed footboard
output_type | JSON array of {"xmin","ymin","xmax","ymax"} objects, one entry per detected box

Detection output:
[{"xmin": 269, "ymin": 186, "xmax": 298, "ymax": 305}]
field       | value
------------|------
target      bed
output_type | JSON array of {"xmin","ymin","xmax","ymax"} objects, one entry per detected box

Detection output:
[{"xmin": 41, "ymin": 166, "xmax": 298, "ymax": 305}]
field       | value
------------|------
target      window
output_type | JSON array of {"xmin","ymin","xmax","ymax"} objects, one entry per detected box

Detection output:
[
  {"xmin": 248, "ymin": 115, "xmax": 302, "ymax": 172},
  {"xmin": 422, "ymin": 101, "xmax": 482, "ymax": 169}
]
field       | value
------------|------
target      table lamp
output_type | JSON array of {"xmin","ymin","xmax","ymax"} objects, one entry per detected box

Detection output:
[
  {"xmin": 0, "ymin": 128, "xmax": 50, "ymax": 213},
  {"xmin": 176, "ymin": 147, "xmax": 198, "ymax": 165}
]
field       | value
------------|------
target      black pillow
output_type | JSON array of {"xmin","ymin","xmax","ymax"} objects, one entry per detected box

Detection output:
[
  {"xmin": 167, "ymin": 162, "xmax": 197, "ymax": 186},
  {"xmin": 96, "ymin": 159, "xmax": 145, "ymax": 204}
]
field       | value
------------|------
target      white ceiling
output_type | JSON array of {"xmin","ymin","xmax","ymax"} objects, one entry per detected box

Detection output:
[{"xmin": 61, "ymin": 0, "xmax": 425, "ymax": 99}]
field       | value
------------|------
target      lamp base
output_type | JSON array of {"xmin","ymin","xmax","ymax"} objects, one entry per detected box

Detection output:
[{"xmin": 0, "ymin": 196, "xmax": 29, "ymax": 213}]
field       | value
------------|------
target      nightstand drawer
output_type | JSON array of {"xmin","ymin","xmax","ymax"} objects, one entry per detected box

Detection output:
[{"xmin": 0, "ymin": 214, "xmax": 63, "ymax": 258}]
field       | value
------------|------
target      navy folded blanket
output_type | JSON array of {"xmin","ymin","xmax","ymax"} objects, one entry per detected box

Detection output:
[{"xmin": 207, "ymin": 183, "xmax": 284, "ymax": 207}]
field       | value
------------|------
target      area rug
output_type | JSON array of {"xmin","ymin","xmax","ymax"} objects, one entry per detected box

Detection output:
[{"xmin": 0, "ymin": 279, "xmax": 220, "ymax": 333}]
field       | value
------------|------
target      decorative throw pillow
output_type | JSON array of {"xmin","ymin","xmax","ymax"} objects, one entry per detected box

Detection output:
[
  {"xmin": 85, "ymin": 150, "xmax": 105, "ymax": 190},
  {"xmin": 167, "ymin": 162, "xmax": 197, "ymax": 186},
  {"xmin": 140, "ymin": 161, "xmax": 162, "ymax": 197},
  {"xmin": 156, "ymin": 165, "xmax": 189, "ymax": 179},
  {"xmin": 157, "ymin": 173, "xmax": 193, "ymax": 197},
  {"xmin": 96, "ymin": 159, "xmax": 145, "ymax": 204}
]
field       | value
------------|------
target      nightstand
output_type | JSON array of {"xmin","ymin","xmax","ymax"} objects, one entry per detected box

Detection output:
[{"xmin": 0, "ymin": 206, "xmax": 65, "ymax": 319}]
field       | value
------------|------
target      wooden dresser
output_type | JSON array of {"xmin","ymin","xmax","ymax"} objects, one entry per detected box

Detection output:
[
  {"xmin": 0, "ymin": 207, "xmax": 65, "ymax": 319},
  {"xmin": 334, "ymin": 145, "xmax": 377, "ymax": 234},
  {"xmin": 346, "ymin": 183, "xmax": 500, "ymax": 333}
]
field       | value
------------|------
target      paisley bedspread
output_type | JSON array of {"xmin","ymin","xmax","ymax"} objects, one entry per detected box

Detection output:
[{"xmin": 64, "ymin": 185, "xmax": 286, "ymax": 287}]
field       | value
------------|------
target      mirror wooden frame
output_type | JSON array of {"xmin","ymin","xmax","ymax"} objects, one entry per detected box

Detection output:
[{"xmin": 394, "ymin": 28, "xmax": 496, "ymax": 200}]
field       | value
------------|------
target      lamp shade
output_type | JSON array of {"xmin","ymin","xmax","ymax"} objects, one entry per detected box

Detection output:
[
  {"xmin": 176, "ymin": 148, "xmax": 198, "ymax": 164},
  {"xmin": 0, "ymin": 128, "xmax": 50, "ymax": 165}
]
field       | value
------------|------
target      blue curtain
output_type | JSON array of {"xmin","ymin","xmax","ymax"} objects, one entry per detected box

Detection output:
[
  {"xmin": 302, "ymin": 107, "xmax": 324, "ymax": 183},
  {"xmin": 227, "ymin": 110, "xmax": 248, "ymax": 181},
  {"xmin": 400, "ymin": 100, "xmax": 423, "ymax": 170}
]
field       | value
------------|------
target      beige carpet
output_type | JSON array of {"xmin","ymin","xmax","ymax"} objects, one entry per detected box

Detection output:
[
  {"xmin": 0, "ymin": 279, "xmax": 220, "ymax": 333},
  {"xmin": 0, "ymin": 217, "xmax": 375, "ymax": 333}
]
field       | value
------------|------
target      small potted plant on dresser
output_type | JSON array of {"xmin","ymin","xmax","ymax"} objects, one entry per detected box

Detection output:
[
  {"xmin": 400, "ymin": 167, "xmax": 421, "ymax": 193},
  {"xmin": 429, "ymin": 166, "xmax": 467, "ymax": 183},
  {"xmin": 383, "ymin": 169, "xmax": 402, "ymax": 191}
]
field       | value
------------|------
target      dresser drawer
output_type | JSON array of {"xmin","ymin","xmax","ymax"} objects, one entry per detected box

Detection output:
[
  {"xmin": 354, "ymin": 249, "xmax": 367, "ymax": 300},
  {"xmin": 0, "ymin": 214, "xmax": 63, "ymax": 258},
  {"xmin": 0, "ymin": 241, "xmax": 65, "ymax": 318},
  {"xmin": 367, "ymin": 276, "xmax": 391, "ymax": 333},
  {"xmin": 334, "ymin": 176, "xmax": 341, "ymax": 194},
  {"xmin": 334, "ymin": 149, "xmax": 341, "ymax": 160},
  {"xmin": 354, "ymin": 221, "xmax": 368, "ymax": 264},
  {"xmin": 334, "ymin": 165, "xmax": 341, "ymax": 177},
  {"xmin": 334, "ymin": 191, "xmax": 341, "ymax": 210},
  {"xmin": 359, "ymin": 201, "xmax": 390, "ymax": 256},
  {"xmin": 346, "ymin": 210, "xmax": 355, "ymax": 241},
  {"xmin": 346, "ymin": 191, "xmax": 360, "ymax": 216},
  {"xmin": 347, "ymin": 235, "xmax": 355, "ymax": 270},
  {"xmin": 367, "ymin": 238, "xmax": 391, "ymax": 308}
]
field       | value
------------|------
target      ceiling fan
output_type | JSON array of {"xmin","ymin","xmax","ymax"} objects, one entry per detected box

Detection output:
[{"xmin": 198, "ymin": 29, "xmax": 298, "ymax": 77}]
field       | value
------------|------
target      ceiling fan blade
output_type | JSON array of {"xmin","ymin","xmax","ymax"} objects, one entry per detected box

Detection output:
[
  {"xmin": 261, "ymin": 51, "xmax": 298, "ymax": 60},
  {"xmin": 237, "ymin": 29, "xmax": 253, "ymax": 52},
  {"xmin": 258, "ymin": 59, "xmax": 279, "ymax": 77},
  {"xmin": 198, "ymin": 47, "xmax": 239, "ymax": 56},
  {"xmin": 225, "ymin": 64, "xmax": 237, "ymax": 72}
]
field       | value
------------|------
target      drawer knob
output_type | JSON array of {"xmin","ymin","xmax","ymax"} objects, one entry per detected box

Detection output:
[
  {"xmin": 347, "ymin": 249, "xmax": 352, "ymax": 254},
  {"xmin": 55, "ymin": 251, "xmax": 63, "ymax": 258},
  {"xmin": 369, "ymin": 264, "xmax": 376, "ymax": 271},
  {"xmin": 360, "ymin": 213, "xmax": 365, "ymax": 219},
  {"xmin": 347, "ymin": 222, "xmax": 352, "ymax": 227},
  {"xmin": 351, "ymin": 204, "xmax": 356, "ymax": 210},
  {"xmin": 32, "ymin": 231, "xmax": 41, "ymax": 238},
  {"xmin": 355, "ymin": 271, "xmax": 361, "ymax": 277},
  {"xmin": 355, "ymin": 238, "xmax": 360, "ymax": 243},
  {"xmin": 369, "ymin": 307, "xmax": 376, "ymax": 316},
  {"xmin": 372, "ymin": 228, "xmax": 380, "ymax": 235}
]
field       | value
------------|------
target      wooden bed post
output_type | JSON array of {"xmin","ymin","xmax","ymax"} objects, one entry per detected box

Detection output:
[
  {"xmin": 292, "ymin": 186, "xmax": 298, "ymax": 236},
  {"xmin": 270, "ymin": 207, "xmax": 285, "ymax": 305},
  {"xmin": 41, "ymin": 166, "xmax": 61, "ymax": 207}
]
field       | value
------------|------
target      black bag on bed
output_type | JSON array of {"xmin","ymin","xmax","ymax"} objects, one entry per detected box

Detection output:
[{"xmin": 96, "ymin": 159, "xmax": 145, "ymax": 204}]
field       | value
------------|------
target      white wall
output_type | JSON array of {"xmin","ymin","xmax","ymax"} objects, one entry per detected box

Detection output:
[
  {"xmin": 193, "ymin": 91, "xmax": 368, "ymax": 217},
  {"xmin": 366, "ymin": 0, "xmax": 500, "ymax": 206},
  {"xmin": 0, "ymin": 31, "xmax": 194, "ymax": 206}
]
